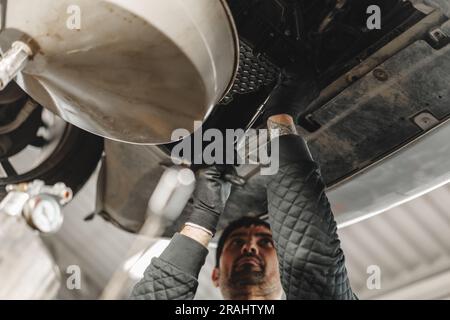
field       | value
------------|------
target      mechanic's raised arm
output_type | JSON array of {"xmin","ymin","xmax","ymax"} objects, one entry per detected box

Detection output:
[
  {"xmin": 131, "ymin": 166, "xmax": 232, "ymax": 300},
  {"xmin": 264, "ymin": 66, "xmax": 356, "ymax": 300}
]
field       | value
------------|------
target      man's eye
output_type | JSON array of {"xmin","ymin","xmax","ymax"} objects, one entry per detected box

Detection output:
[
  {"xmin": 259, "ymin": 238, "xmax": 274, "ymax": 247},
  {"xmin": 232, "ymin": 239, "xmax": 245, "ymax": 246}
]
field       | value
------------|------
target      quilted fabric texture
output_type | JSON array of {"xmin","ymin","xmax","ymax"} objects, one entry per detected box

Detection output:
[
  {"xmin": 130, "ymin": 135, "xmax": 355, "ymax": 300},
  {"xmin": 131, "ymin": 258, "xmax": 199, "ymax": 300},
  {"xmin": 267, "ymin": 136, "xmax": 355, "ymax": 300}
]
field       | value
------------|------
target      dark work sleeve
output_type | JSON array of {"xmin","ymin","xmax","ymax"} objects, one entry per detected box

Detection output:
[
  {"xmin": 267, "ymin": 135, "xmax": 356, "ymax": 300},
  {"xmin": 130, "ymin": 233, "xmax": 209, "ymax": 300}
]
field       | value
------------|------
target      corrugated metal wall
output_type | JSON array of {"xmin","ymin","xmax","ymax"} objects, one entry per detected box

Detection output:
[{"xmin": 339, "ymin": 183, "xmax": 450, "ymax": 299}]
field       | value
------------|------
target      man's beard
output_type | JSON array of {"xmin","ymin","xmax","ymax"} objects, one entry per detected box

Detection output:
[{"xmin": 229, "ymin": 260, "xmax": 266, "ymax": 286}]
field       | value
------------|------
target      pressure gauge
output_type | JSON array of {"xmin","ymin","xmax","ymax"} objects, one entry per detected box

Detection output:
[{"xmin": 23, "ymin": 194, "xmax": 64, "ymax": 233}]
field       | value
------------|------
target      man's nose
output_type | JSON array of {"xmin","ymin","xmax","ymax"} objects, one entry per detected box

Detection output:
[{"xmin": 241, "ymin": 240, "xmax": 258, "ymax": 255}]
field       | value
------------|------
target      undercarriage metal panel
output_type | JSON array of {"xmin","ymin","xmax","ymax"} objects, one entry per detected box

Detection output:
[
  {"xmin": 308, "ymin": 20, "xmax": 450, "ymax": 186},
  {"xmin": 329, "ymin": 119, "xmax": 450, "ymax": 228},
  {"xmin": 98, "ymin": 142, "xmax": 168, "ymax": 233},
  {"xmin": 423, "ymin": 0, "xmax": 450, "ymax": 16}
]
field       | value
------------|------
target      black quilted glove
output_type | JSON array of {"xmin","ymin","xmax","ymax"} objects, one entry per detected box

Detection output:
[
  {"xmin": 263, "ymin": 63, "xmax": 320, "ymax": 123},
  {"xmin": 187, "ymin": 165, "xmax": 234, "ymax": 236}
]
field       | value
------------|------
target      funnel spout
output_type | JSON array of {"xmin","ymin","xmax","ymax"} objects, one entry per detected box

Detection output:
[{"xmin": 0, "ymin": 41, "xmax": 32, "ymax": 90}]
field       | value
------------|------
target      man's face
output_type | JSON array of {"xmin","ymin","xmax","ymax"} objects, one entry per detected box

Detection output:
[{"xmin": 212, "ymin": 224, "xmax": 282, "ymax": 298}]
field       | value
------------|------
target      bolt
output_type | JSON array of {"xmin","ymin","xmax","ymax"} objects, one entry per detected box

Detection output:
[
  {"xmin": 413, "ymin": 112, "xmax": 439, "ymax": 130},
  {"xmin": 373, "ymin": 68, "xmax": 389, "ymax": 81},
  {"xmin": 429, "ymin": 28, "xmax": 447, "ymax": 43}
]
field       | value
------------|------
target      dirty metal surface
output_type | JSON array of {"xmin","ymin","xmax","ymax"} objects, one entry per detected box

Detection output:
[{"xmin": 307, "ymin": 22, "xmax": 450, "ymax": 186}]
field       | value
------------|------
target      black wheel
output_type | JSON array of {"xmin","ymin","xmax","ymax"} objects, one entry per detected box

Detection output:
[{"xmin": 0, "ymin": 82, "xmax": 104, "ymax": 198}]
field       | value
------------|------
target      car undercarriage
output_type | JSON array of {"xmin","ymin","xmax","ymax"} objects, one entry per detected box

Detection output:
[
  {"xmin": 93, "ymin": 0, "xmax": 450, "ymax": 234},
  {"xmin": 0, "ymin": 0, "xmax": 449, "ymax": 234}
]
